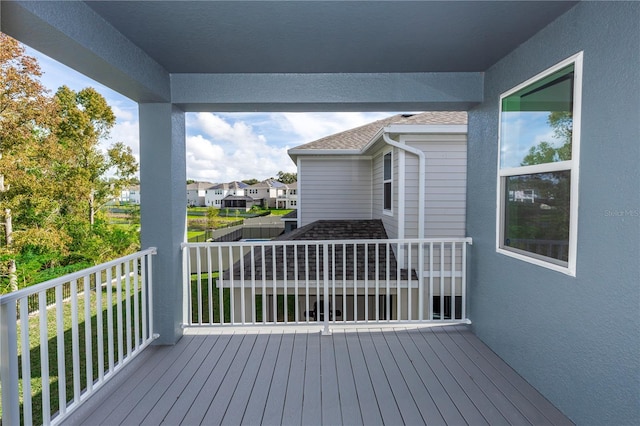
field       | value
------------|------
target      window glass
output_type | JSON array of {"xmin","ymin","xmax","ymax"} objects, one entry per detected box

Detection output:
[
  {"xmin": 497, "ymin": 54, "xmax": 581, "ymax": 273},
  {"xmin": 383, "ymin": 152, "xmax": 392, "ymax": 180},
  {"xmin": 504, "ymin": 171, "xmax": 570, "ymax": 263},
  {"xmin": 500, "ymin": 64, "xmax": 574, "ymax": 169},
  {"xmin": 383, "ymin": 152, "xmax": 392, "ymax": 211}
]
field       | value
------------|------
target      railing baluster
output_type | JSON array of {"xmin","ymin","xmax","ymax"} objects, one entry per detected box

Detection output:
[
  {"xmin": 451, "ymin": 242, "xmax": 457, "ymax": 320},
  {"xmin": 218, "ymin": 246, "xmax": 224, "ymax": 325},
  {"xmin": 261, "ymin": 245, "xmax": 266, "ymax": 324},
  {"xmin": 364, "ymin": 244, "xmax": 369, "ymax": 323},
  {"xmin": 251, "ymin": 247, "xmax": 256, "ymax": 324},
  {"xmin": 125, "ymin": 261, "xmax": 132, "ymax": 358},
  {"xmin": 106, "ymin": 267, "xmax": 114, "ymax": 373},
  {"xmin": 331, "ymin": 243, "xmax": 336, "ymax": 324},
  {"xmin": 133, "ymin": 260, "xmax": 140, "ymax": 350},
  {"xmin": 375, "ymin": 244, "xmax": 379, "ymax": 322},
  {"xmin": 407, "ymin": 243, "xmax": 412, "ymax": 321},
  {"xmin": 462, "ymin": 241, "xmax": 468, "ymax": 320},
  {"xmin": 55, "ymin": 285, "xmax": 66, "ymax": 415},
  {"xmin": 84, "ymin": 275, "xmax": 94, "ymax": 393},
  {"xmin": 419, "ymin": 241, "xmax": 425, "ymax": 321},
  {"xmin": 322, "ymin": 243, "xmax": 330, "ymax": 335},
  {"xmin": 141, "ymin": 255, "xmax": 148, "ymax": 341},
  {"xmin": 294, "ymin": 244, "xmax": 299, "ymax": 324},
  {"xmin": 71, "ymin": 279, "xmax": 81, "ymax": 405},
  {"xmin": 0, "ymin": 300, "xmax": 19, "ymax": 426},
  {"xmin": 305, "ymin": 244, "xmax": 309, "ymax": 323},
  {"xmin": 96, "ymin": 272, "xmax": 104, "ymax": 382},
  {"xmin": 196, "ymin": 246, "xmax": 203, "ymax": 325},
  {"xmin": 385, "ymin": 242, "xmax": 390, "ymax": 322},
  {"xmin": 116, "ymin": 263, "xmax": 124, "ymax": 365},
  {"xmin": 272, "ymin": 243, "xmax": 276, "ymax": 324},
  {"xmin": 207, "ymin": 246, "xmax": 213, "ymax": 324},
  {"xmin": 39, "ymin": 291, "xmax": 51, "ymax": 424},
  {"xmin": 240, "ymin": 244, "xmax": 246, "ymax": 325},
  {"xmin": 229, "ymin": 245, "xmax": 235, "ymax": 325},
  {"xmin": 429, "ymin": 242, "xmax": 434, "ymax": 320},
  {"xmin": 20, "ymin": 298, "xmax": 33, "ymax": 424},
  {"xmin": 342, "ymin": 243, "xmax": 347, "ymax": 324},
  {"xmin": 354, "ymin": 243, "xmax": 358, "ymax": 324},
  {"xmin": 283, "ymin": 245, "xmax": 288, "ymax": 324},
  {"xmin": 440, "ymin": 242, "xmax": 445, "ymax": 320}
]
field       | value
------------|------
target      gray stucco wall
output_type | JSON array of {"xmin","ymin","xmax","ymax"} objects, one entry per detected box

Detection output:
[{"xmin": 467, "ymin": 2, "xmax": 640, "ymax": 425}]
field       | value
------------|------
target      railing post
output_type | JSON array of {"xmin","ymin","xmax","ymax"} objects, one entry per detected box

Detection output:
[
  {"xmin": 322, "ymin": 243, "xmax": 331, "ymax": 335},
  {"xmin": 0, "ymin": 301, "xmax": 20, "ymax": 426}
]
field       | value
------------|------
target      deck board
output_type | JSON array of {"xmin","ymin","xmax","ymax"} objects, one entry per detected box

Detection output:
[{"xmin": 65, "ymin": 325, "xmax": 574, "ymax": 426}]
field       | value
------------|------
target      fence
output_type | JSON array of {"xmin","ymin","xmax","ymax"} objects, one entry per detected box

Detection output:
[{"xmin": 0, "ymin": 248, "xmax": 157, "ymax": 426}]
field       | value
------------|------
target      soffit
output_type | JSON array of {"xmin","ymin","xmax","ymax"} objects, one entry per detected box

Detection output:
[{"xmin": 84, "ymin": 1, "xmax": 578, "ymax": 74}]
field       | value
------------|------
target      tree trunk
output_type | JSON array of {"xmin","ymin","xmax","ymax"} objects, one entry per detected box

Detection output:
[
  {"xmin": 89, "ymin": 192, "xmax": 95, "ymax": 225},
  {"xmin": 5, "ymin": 208, "xmax": 18, "ymax": 292}
]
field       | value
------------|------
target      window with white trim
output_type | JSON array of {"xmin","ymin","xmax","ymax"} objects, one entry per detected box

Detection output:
[
  {"xmin": 383, "ymin": 151, "xmax": 392, "ymax": 213},
  {"xmin": 497, "ymin": 53, "xmax": 582, "ymax": 275}
]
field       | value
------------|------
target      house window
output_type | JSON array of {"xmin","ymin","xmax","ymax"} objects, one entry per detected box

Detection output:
[
  {"xmin": 497, "ymin": 52, "xmax": 582, "ymax": 275},
  {"xmin": 383, "ymin": 151, "xmax": 392, "ymax": 213}
]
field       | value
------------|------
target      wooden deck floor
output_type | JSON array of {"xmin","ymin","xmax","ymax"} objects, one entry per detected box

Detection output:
[{"xmin": 64, "ymin": 325, "xmax": 572, "ymax": 425}]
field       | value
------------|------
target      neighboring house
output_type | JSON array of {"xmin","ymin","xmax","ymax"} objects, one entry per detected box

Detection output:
[
  {"xmin": 186, "ymin": 181, "xmax": 215, "ymax": 207},
  {"xmin": 119, "ymin": 185, "xmax": 141, "ymax": 205},
  {"xmin": 276, "ymin": 182, "xmax": 298, "ymax": 209},
  {"xmin": 205, "ymin": 181, "xmax": 248, "ymax": 208},
  {"xmin": 220, "ymin": 195, "xmax": 259, "ymax": 212},
  {"xmin": 288, "ymin": 112, "xmax": 467, "ymax": 240},
  {"xmin": 245, "ymin": 179, "xmax": 286, "ymax": 208}
]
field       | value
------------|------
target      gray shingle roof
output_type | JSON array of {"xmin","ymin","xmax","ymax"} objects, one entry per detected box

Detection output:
[
  {"xmin": 291, "ymin": 112, "xmax": 467, "ymax": 152},
  {"xmin": 223, "ymin": 220, "xmax": 416, "ymax": 281}
]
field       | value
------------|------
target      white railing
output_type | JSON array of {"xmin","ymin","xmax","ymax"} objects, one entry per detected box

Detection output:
[
  {"xmin": 183, "ymin": 238, "xmax": 472, "ymax": 333},
  {"xmin": 0, "ymin": 248, "xmax": 157, "ymax": 426}
]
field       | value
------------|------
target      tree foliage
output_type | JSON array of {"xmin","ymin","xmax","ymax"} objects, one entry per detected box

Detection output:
[
  {"xmin": 520, "ymin": 111, "xmax": 572, "ymax": 166},
  {"xmin": 0, "ymin": 34, "xmax": 139, "ymax": 293},
  {"xmin": 276, "ymin": 171, "xmax": 297, "ymax": 184}
]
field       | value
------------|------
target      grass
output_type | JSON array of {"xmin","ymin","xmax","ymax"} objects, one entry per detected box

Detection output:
[
  {"xmin": 189, "ymin": 272, "xmax": 296, "ymax": 324},
  {"xmin": 0, "ymin": 285, "xmax": 145, "ymax": 425}
]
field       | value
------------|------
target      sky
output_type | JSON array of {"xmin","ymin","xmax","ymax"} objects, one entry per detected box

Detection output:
[{"xmin": 25, "ymin": 45, "xmax": 400, "ymax": 184}]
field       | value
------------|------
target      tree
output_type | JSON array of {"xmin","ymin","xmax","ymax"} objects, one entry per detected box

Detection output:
[
  {"xmin": 206, "ymin": 206, "xmax": 219, "ymax": 229},
  {"xmin": 54, "ymin": 86, "xmax": 137, "ymax": 225},
  {"xmin": 276, "ymin": 171, "xmax": 297, "ymax": 184},
  {"xmin": 242, "ymin": 178, "xmax": 259, "ymax": 185},
  {"xmin": 0, "ymin": 33, "xmax": 58, "ymax": 292}
]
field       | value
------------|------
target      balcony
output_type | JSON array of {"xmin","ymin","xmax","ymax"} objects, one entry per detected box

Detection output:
[{"xmin": 0, "ymin": 240, "xmax": 572, "ymax": 425}]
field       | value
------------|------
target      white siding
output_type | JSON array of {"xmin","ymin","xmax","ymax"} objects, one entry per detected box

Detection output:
[
  {"xmin": 403, "ymin": 135, "xmax": 467, "ymax": 238},
  {"xmin": 299, "ymin": 157, "xmax": 372, "ymax": 226}
]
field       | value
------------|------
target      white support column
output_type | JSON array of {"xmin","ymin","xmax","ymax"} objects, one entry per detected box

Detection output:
[{"xmin": 139, "ymin": 103, "xmax": 186, "ymax": 345}]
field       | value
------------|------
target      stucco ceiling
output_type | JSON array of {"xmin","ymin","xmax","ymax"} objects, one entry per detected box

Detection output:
[{"xmin": 85, "ymin": 0, "xmax": 578, "ymax": 74}]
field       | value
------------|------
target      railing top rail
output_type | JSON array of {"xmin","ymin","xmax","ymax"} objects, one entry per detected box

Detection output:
[
  {"xmin": 0, "ymin": 247, "xmax": 157, "ymax": 305},
  {"xmin": 182, "ymin": 237, "xmax": 472, "ymax": 249}
]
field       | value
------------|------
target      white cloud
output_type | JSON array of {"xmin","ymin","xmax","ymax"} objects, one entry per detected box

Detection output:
[
  {"xmin": 274, "ymin": 112, "xmax": 393, "ymax": 143},
  {"xmin": 186, "ymin": 113, "xmax": 297, "ymax": 183}
]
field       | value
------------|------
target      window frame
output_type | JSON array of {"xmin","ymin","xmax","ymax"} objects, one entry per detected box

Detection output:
[
  {"xmin": 383, "ymin": 150, "xmax": 393, "ymax": 215},
  {"xmin": 496, "ymin": 52, "xmax": 583, "ymax": 276}
]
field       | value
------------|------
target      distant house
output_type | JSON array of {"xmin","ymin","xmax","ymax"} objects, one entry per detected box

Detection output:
[
  {"xmin": 288, "ymin": 112, "xmax": 468, "ymax": 239},
  {"xmin": 205, "ymin": 181, "xmax": 248, "ymax": 208},
  {"xmin": 276, "ymin": 182, "xmax": 297, "ymax": 209},
  {"xmin": 220, "ymin": 195, "xmax": 260, "ymax": 212},
  {"xmin": 119, "ymin": 185, "xmax": 141, "ymax": 205},
  {"xmin": 187, "ymin": 181, "xmax": 215, "ymax": 207},
  {"xmin": 245, "ymin": 179, "xmax": 287, "ymax": 208}
]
